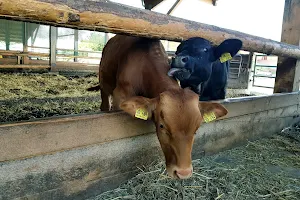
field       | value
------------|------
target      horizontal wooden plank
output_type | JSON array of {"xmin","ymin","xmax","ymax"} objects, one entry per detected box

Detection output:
[
  {"xmin": 56, "ymin": 48, "xmax": 102, "ymax": 54},
  {"xmin": 0, "ymin": 50, "xmax": 49, "ymax": 57},
  {"xmin": 1, "ymin": 92, "xmax": 300, "ymax": 162},
  {"xmin": 0, "ymin": 58, "xmax": 17, "ymax": 65},
  {"xmin": 53, "ymin": 62, "xmax": 99, "ymax": 71},
  {"xmin": 57, "ymin": 54, "xmax": 100, "ymax": 60},
  {"xmin": 0, "ymin": 0, "xmax": 300, "ymax": 58},
  {"xmin": 0, "ymin": 64, "xmax": 50, "ymax": 69}
]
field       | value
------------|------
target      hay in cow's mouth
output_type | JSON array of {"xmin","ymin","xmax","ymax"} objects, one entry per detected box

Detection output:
[{"xmin": 89, "ymin": 125, "xmax": 300, "ymax": 200}]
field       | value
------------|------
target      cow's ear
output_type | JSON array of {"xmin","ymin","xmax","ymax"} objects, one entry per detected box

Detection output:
[
  {"xmin": 120, "ymin": 96, "xmax": 158, "ymax": 120},
  {"xmin": 198, "ymin": 102, "xmax": 228, "ymax": 123},
  {"xmin": 213, "ymin": 39, "xmax": 243, "ymax": 63}
]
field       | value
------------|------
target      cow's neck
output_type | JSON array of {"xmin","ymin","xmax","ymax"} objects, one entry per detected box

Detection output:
[{"xmin": 149, "ymin": 75, "xmax": 181, "ymax": 97}]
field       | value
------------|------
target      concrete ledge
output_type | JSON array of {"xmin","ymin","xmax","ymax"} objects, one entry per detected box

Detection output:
[
  {"xmin": 0, "ymin": 134, "xmax": 163, "ymax": 200},
  {"xmin": 0, "ymin": 112, "xmax": 154, "ymax": 162},
  {"xmin": 1, "ymin": 92, "xmax": 300, "ymax": 162},
  {"xmin": 1, "ymin": 95, "xmax": 299, "ymax": 199}
]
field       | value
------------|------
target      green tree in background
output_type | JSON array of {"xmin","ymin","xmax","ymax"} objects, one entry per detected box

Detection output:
[{"xmin": 79, "ymin": 32, "xmax": 105, "ymax": 52}]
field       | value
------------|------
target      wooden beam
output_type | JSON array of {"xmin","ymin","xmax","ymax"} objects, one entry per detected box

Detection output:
[
  {"xmin": 274, "ymin": 0, "xmax": 300, "ymax": 93},
  {"xmin": 0, "ymin": 0, "xmax": 300, "ymax": 58},
  {"xmin": 0, "ymin": 64, "xmax": 50, "ymax": 69},
  {"xmin": 0, "ymin": 50, "xmax": 49, "ymax": 57},
  {"xmin": 56, "ymin": 47, "xmax": 102, "ymax": 54},
  {"xmin": 56, "ymin": 54, "xmax": 100, "ymax": 60}
]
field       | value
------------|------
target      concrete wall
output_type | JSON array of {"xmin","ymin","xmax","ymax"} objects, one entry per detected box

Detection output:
[{"xmin": 1, "ymin": 92, "xmax": 300, "ymax": 199}]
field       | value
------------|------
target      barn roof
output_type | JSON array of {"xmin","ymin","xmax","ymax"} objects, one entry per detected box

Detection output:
[{"xmin": 141, "ymin": 0, "xmax": 217, "ymax": 12}]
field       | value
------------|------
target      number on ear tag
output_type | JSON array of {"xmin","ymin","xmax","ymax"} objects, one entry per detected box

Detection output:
[
  {"xmin": 220, "ymin": 52, "xmax": 232, "ymax": 63},
  {"xmin": 135, "ymin": 108, "xmax": 148, "ymax": 120},
  {"xmin": 203, "ymin": 112, "xmax": 216, "ymax": 123}
]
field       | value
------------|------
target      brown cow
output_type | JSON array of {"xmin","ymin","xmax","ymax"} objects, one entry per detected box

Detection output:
[{"xmin": 93, "ymin": 35, "xmax": 228, "ymax": 179}]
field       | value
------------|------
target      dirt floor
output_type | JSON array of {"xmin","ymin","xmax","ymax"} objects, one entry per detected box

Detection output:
[
  {"xmin": 89, "ymin": 126, "xmax": 300, "ymax": 200},
  {"xmin": 0, "ymin": 72, "xmax": 252, "ymax": 123}
]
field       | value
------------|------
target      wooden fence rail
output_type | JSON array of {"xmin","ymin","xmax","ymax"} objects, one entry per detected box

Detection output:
[{"xmin": 0, "ymin": 0, "xmax": 300, "ymax": 58}]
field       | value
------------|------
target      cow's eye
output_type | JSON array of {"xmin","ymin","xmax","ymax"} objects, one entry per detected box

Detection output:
[{"xmin": 160, "ymin": 124, "xmax": 164, "ymax": 128}]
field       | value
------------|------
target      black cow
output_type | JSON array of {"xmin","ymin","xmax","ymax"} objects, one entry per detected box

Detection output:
[{"xmin": 168, "ymin": 37, "xmax": 242, "ymax": 101}]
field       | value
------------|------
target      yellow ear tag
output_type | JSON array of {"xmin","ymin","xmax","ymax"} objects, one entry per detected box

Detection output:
[
  {"xmin": 219, "ymin": 52, "xmax": 232, "ymax": 63},
  {"xmin": 135, "ymin": 108, "xmax": 148, "ymax": 120},
  {"xmin": 203, "ymin": 112, "xmax": 217, "ymax": 123},
  {"xmin": 176, "ymin": 78, "xmax": 181, "ymax": 87}
]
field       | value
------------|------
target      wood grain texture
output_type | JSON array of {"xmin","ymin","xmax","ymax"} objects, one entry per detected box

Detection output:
[{"xmin": 0, "ymin": 0, "xmax": 300, "ymax": 58}]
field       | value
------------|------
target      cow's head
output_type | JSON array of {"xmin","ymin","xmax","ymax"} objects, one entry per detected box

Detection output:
[
  {"xmin": 120, "ymin": 88, "xmax": 228, "ymax": 179},
  {"xmin": 168, "ymin": 37, "xmax": 242, "ymax": 82}
]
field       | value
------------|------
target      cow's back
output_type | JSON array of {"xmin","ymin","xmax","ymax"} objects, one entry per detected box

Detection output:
[
  {"xmin": 100, "ymin": 35, "xmax": 170, "ymax": 98},
  {"xmin": 99, "ymin": 35, "xmax": 140, "ymax": 93}
]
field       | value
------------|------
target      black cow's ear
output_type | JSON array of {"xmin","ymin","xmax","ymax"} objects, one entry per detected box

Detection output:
[
  {"xmin": 213, "ymin": 39, "xmax": 243, "ymax": 63},
  {"xmin": 175, "ymin": 42, "xmax": 184, "ymax": 55}
]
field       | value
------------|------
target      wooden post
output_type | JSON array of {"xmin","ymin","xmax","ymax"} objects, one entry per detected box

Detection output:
[
  {"xmin": 274, "ymin": 0, "xmax": 300, "ymax": 93},
  {"xmin": 74, "ymin": 29, "xmax": 78, "ymax": 62},
  {"xmin": 5, "ymin": 20, "xmax": 9, "ymax": 51},
  {"xmin": 49, "ymin": 26, "xmax": 57, "ymax": 70},
  {"xmin": 247, "ymin": 53, "xmax": 257, "ymax": 92},
  {"xmin": 293, "ymin": 40, "xmax": 300, "ymax": 91},
  {"xmin": 104, "ymin": 33, "xmax": 109, "ymax": 44},
  {"xmin": 247, "ymin": 52, "xmax": 254, "ymax": 71},
  {"xmin": 22, "ymin": 22, "xmax": 29, "ymax": 64}
]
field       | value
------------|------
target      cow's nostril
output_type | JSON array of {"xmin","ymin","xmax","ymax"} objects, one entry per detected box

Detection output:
[
  {"xmin": 173, "ymin": 170, "xmax": 180, "ymax": 179},
  {"xmin": 181, "ymin": 56, "xmax": 188, "ymax": 63}
]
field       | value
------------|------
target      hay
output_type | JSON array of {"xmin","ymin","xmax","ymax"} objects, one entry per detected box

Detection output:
[
  {"xmin": 0, "ymin": 72, "xmax": 99, "ymax": 100},
  {"xmin": 0, "ymin": 99, "xmax": 100, "ymax": 122},
  {"xmin": 90, "ymin": 132, "xmax": 300, "ymax": 200},
  {"xmin": 0, "ymin": 72, "xmax": 255, "ymax": 123},
  {"xmin": 225, "ymin": 89, "xmax": 254, "ymax": 99},
  {"xmin": 0, "ymin": 72, "xmax": 100, "ymax": 122}
]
